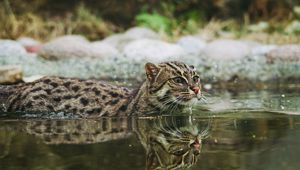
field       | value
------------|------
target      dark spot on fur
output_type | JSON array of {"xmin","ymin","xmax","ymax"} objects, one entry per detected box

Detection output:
[
  {"xmin": 45, "ymin": 89, "xmax": 51, "ymax": 95},
  {"xmin": 40, "ymin": 94, "xmax": 47, "ymax": 98},
  {"xmin": 71, "ymin": 108, "xmax": 77, "ymax": 113},
  {"xmin": 46, "ymin": 105, "xmax": 54, "ymax": 110},
  {"xmin": 63, "ymin": 82, "xmax": 71, "ymax": 88},
  {"xmin": 43, "ymin": 79, "xmax": 51, "ymax": 84},
  {"xmin": 72, "ymin": 132, "xmax": 80, "ymax": 137},
  {"xmin": 80, "ymin": 97, "xmax": 89, "ymax": 106},
  {"xmin": 33, "ymin": 96, "xmax": 39, "ymax": 100},
  {"xmin": 53, "ymin": 97, "xmax": 61, "ymax": 102},
  {"xmin": 74, "ymin": 94, "xmax": 81, "ymax": 98},
  {"xmin": 102, "ymin": 95, "xmax": 107, "ymax": 100},
  {"xmin": 85, "ymin": 82, "xmax": 93, "ymax": 86},
  {"xmin": 64, "ymin": 104, "xmax": 71, "ymax": 109},
  {"xmin": 109, "ymin": 92, "xmax": 119, "ymax": 97},
  {"xmin": 53, "ymin": 89, "xmax": 62, "ymax": 93},
  {"xmin": 83, "ymin": 88, "xmax": 90, "ymax": 92},
  {"xmin": 64, "ymin": 134, "xmax": 72, "ymax": 141},
  {"xmin": 39, "ymin": 101, "xmax": 45, "ymax": 105},
  {"xmin": 72, "ymin": 86, "xmax": 80, "ymax": 92},
  {"xmin": 92, "ymin": 87, "xmax": 101, "ymax": 95},
  {"xmin": 95, "ymin": 108, "xmax": 102, "ymax": 113},
  {"xmin": 86, "ymin": 109, "xmax": 94, "ymax": 114},
  {"xmin": 50, "ymin": 82, "xmax": 58, "ymax": 88},
  {"xmin": 63, "ymin": 95, "xmax": 72, "ymax": 99},
  {"xmin": 30, "ymin": 87, "xmax": 42, "ymax": 93},
  {"xmin": 119, "ymin": 105, "xmax": 127, "ymax": 112},
  {"xmin": 79, "ymin": 109, "xmax": 84, "ymax": 113},
  {"xmin": 26, "ymin": 102, "xmax": 33, "ymax": 108}
]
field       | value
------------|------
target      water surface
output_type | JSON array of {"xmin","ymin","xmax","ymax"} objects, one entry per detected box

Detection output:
[{"xmin": 1, "ymin": 90, "xmax": 300, "ymax": 170}]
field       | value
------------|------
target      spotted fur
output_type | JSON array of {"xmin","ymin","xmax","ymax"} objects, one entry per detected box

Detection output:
[{"xmin": 0, "ymin": 61, "xmax": 203, "ymax": 117}]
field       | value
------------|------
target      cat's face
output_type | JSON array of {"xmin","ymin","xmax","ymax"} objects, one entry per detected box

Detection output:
[{"xmin": 145, "ymin": 61, "xmax": 202, "ymax": 107}]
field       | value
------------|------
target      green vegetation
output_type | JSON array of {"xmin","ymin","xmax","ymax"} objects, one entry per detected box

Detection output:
[{"xmin": 1, "ymin": 0, "xmax": 300, "ymax": 43}]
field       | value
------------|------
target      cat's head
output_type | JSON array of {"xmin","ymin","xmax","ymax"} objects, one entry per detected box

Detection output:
[{"xmin": 144, "ymin": 61, "xmax": 202, "ymax": 107}]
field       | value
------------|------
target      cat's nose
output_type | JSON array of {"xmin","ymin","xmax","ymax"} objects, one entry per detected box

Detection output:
[{"xmin": 190, "ymin": 86, "xmax": 200, "ymax": 94}]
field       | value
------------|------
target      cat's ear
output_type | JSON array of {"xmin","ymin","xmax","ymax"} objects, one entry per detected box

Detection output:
[{"xmin": 145, "ymin": 62, "xmax": 160, "ymax": 83}]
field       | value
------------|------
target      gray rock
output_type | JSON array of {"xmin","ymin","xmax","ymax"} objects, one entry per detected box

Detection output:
[
  {"xmin": 124, "ymin": 27, "xmax": 160, "ymax": 40},
  {"xmin": 203, "ymin": 39, "xmax": 251, "ymax": 61},
  {"xmin": 123, "ymin": 39, "xmax": 185, "ymax": 63},
  {"xmin": 17, "ymin": 37, "xmax": 42, "ymax": 53},
  {"xmin": 0, "ymin": 40, "xmax": 27, "ymax": 58},
  {"xmin": 102, "ymin": 33, "xmax": 133, "ymax": 51},
  {"xmin": 251, "ymin": 45, "xmax": 277, "ymax": 56},
  {"xmin": 103, "ymin": 27, "xmax": 160, "ymax": 51},
  {"xmin": 38, "ymin": 35, "xmax": 110, "ymax": 60},
  {"xmin": 266, "ymin": 45, "xmax": 300, "ymax": 63},
  {"xmin": 176, "ymin": 36, "xmax": 206, "ymax": 55},
  {"xmin": 17, "ymin": 37, "xmax": 41, "ymax": 47},
  {"xmin": 0, "ymin": 65, "xmax": 23, "ymax": 84},
  {"xmin": 91, "ymin": 41, "xmax": 120, "ymax": 58}
]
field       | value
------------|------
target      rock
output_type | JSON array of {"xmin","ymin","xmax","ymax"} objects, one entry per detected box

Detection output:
[
  {"xmin": 0, "ymin": 65, "xmax": 23, "ymax": 84},
  {"xmin": 124, "ymin": 27, "xmax": 160, "ymax": 40},
  {"xmin": 176, "ymin": 36, "xmax": 206, "ymax": 55},
  {"xmin": 23, "ymin": 75, "xmax": 45, "ymax": 82},
  {"xmin": 123, "ymin": 39, "xmax": 185, "ymax": 63},
  {"xmin": 102, "ymin": 33, "xmax": 133, "ymax": 51},
  {"xmin": 0, "ymin": 40, "xmax": 27, "ymax": 58},
  {"xmin": 38, "ymin": 35, "xmax": 110, "ymax": 60},
  {"xmin": 17, "ymin": 37, "xmax": 41, "ymax": 53},
  {"xmin": 91, "ymin": 41, "xmax": 120, "ymax": 57},
  {"xmin": 266, "ymin": 45, "xmax": 300, "ymax": 63},
  {"xmin": 251, "ymin": 45, "xmax": 277, "ymax": 56},
  {"xmin": 203, "ymin": 39, "xmax": 251, "ymax": 61},
  {"xmin": 103, "ymin": 27, "xmax": 160, "ymax": 51},
  {"xmin": 52, "ymin": 35, "xmax": 89, "ymax": 43}
]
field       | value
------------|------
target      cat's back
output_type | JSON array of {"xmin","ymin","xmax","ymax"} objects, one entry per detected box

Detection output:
[{"xmin": 6, "ymin": 76, "xmax": 132, "ymax": 117}]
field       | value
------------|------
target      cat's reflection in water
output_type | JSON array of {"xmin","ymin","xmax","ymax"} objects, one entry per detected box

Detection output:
[
  {"xmin": 135, "ymin": 116, "xmax": 209, "ymax": 170},
  {"xmin": 23, "ymin": 116, "xmax": 210, "ymax": 170}
]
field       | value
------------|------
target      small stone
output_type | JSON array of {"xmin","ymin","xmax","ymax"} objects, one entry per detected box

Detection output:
[
  {"xmin": 17, "ymin": 37, "xmax": 42, "ymax": 53},
  {"xmin": 0, "ymin": 65, "xmax": 23, "ymax": 84},
  {"xmin": 203, "ymin": 39, "xmax": 251, "ymax": 61},
  {"xmin": 266, "ymin": 45, "xmax": 300, "ymax": 63},
  {"xmin": 123, "ymin": 39, "xmax": 185, "ymax": 63}
]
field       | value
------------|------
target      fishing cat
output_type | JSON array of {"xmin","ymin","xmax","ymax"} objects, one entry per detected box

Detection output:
[{"xmin": 0, "ymin": 61, "xmax": 203, "ymax": 117}]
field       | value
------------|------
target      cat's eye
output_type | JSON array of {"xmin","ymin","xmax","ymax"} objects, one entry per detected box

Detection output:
[
  {"xmin": 193, "ymin": 76, "xmax": 200, "ymax": 83},
  {"xmin": 173, "ymin": 77, "xmax": 187, "ymax": 85}
]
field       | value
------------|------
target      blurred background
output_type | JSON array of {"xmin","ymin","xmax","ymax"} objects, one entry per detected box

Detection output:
[{"xmin": 1, "ymin": 0, "xmax": 300, "ymax": 43}]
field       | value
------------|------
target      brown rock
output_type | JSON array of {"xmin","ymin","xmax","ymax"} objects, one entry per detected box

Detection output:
[
  {"xmin": 266, "ymin": 45, "xmax": 300, "ymax": 63},
  {"xmin": 0, "ymin": 65, "xmax": 23, "ymax": 84}
]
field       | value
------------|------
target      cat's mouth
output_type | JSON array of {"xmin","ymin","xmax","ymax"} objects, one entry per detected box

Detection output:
[{"xmin": 174, "ymin": 93, "xmax": 205, "ymax": 106}]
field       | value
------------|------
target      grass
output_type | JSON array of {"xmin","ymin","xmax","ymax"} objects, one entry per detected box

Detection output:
[
  {"xmin": 1, "ymin": 0, "xmax": 300, "ymax": 44},
  {"xmin": 0, "ymin": 2, "xmax": 117, "ymax": 41}
]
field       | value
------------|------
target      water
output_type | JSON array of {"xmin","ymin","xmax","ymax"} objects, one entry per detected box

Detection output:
[{"xmin": 0, "ymin": 90, "xmax": 300, "ymax": 170}]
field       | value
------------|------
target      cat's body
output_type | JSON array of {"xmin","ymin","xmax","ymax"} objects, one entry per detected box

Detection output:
[{"xmin": 0, "ymin": 61, "xmax": 202, "ymax": 116}]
